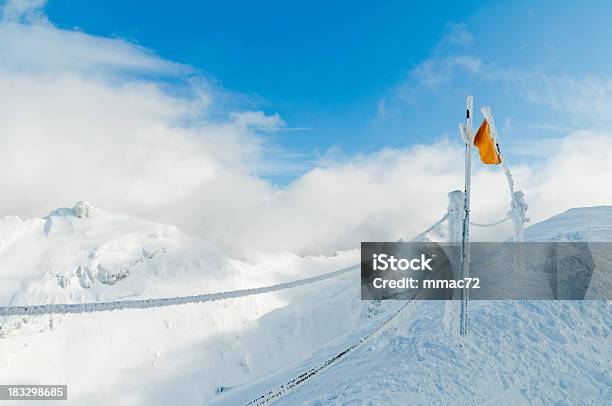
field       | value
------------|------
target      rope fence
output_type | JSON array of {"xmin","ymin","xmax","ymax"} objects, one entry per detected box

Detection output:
[
  {"xmin": 470, "ymin": 215, "xmax": 510, "ymax": 227},
  {"xmin": 0, "ymin": 209, "xmax": 457, "ymax": 317},
  {"xmin": 0, "ymin": 191, "xmax": 523, "ymax": 318}
]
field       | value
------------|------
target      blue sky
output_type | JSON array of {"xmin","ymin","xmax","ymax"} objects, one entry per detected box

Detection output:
[{"xmin": 42, "ymin": 0, "xmax": 612, "ymax": 182}]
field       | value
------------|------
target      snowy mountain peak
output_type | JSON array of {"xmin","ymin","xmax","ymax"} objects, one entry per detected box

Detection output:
[
  {"xmin": 0, "ymin": 205, "xmax": 194, "ymax": 337},
  {"xmin": 44, "ymin": 201, "xmax": 98, "ymax": 220}
]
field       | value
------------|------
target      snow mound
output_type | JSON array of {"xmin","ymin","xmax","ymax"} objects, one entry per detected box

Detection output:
[{"xmin": 525, "ymin": 206, "xmax": 612, "ymax": 241}]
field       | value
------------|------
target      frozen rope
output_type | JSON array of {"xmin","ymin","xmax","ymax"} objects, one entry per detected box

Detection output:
[
  {"xmin": 244, "ymin": 299, "xmax": 417, "ymax": 406},
  {"xmin": 0, "ymin": 264, "xmax": 359, "ymax": 316},
  {"xmin": 469, "ymin": 215, "xmax": 510, "ymax": 227},
  {"xmin": 411, "ymin": 213, "xmax": 449, "ymax": 241}
]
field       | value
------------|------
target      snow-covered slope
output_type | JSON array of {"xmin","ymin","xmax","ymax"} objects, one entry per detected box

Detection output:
[
  {"xmin": 525, "ymin": 206, "xmax": 612, "ymax": 242},
  {"xmin": 0, "ymin": 204, "xmax": 610, "ymax": 405},
  {"xmin": 0, "ymin": 203, "xmax": 366, "ymax": 404},
  {"xmin": 213, "ymin": 206, "xmax": 612, "ymax": 405},
  {"xmin": 259, "ymin": 300, "xmax": 610, "ymax": 405}
]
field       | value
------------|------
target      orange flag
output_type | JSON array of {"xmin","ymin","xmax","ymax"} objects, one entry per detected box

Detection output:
[{"xmin": 473, "ymin": 119, "xmax": 501, "ymax": 165}]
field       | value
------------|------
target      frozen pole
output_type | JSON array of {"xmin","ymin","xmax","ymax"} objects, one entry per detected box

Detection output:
[
  {"xmin": 481, "ymin": 106, "xmax": 527, "ymax": 240},
  {"xmin": 458, "ymin": 96, "xmax": 474, "ymax": 336},
  {"xmin": 481, "ymin": 107, "xmax": 528, "ymax": 274},
  {"xmin": 481, "ymin": 107, "xmax": 516, "ymax": 207}
]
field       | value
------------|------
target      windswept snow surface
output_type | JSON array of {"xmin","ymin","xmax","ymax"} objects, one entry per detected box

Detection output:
[{"xmin": 0, "ymin": 204, "xmax": 610, "ymax": 405}]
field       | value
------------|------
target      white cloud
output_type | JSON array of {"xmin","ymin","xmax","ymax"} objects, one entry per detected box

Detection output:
[
  {"xmin": 0, "ymin": 1, "xmax": 185, "ymax": 77},
  {"xmin": 444, "ymin": 23, "xmax": 475, "ymax": 47},
  {"xmin": 410, "ymin": 55, "xmax": 482, "ymax": 91},
  {"xmin": 0, "ymin": 0, "xmax": 47, "ymax": 23},
  {"xmin": 511, "ymin": 72, "xmax": 612, "ymax": 127},
  {"xmin": 378, "ymin": 42, "xmax": 612, "ymax": 130},
  {"xmin": 207, "ymin": 143, "xmax": 468, "ymax": 255},
  {"xmin": 230, "ymin": 111, "xmax": 285, "ymax": 132},
  {"xmin": 522, "ymin": 130, "xmax": 612, "ymax": 221},
  {"xmin": 0, "ymin": 70, "xmax": 259, "ymax": 214},
  {"xmin": 0, "ymin": 22, "xmax": 186, "ymax": 76},
  {"xmin": 375, "ymin": 55, "xmax": 483, "ymax": 114}
]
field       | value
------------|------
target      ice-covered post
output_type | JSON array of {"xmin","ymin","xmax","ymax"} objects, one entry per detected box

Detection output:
[
  {"xmin": 443, "ymin": 190, "xmax": 465, "ymax": 336},
  {"xmin": 508, "ymin": 191, "xmax": 528, "ymax": 242},
  {"xmin": 508, "ymin": 190, "xmax": 528, "ymax": 274},
  {"xmin": 447, "ymin": 190, "xmax": 465, "ymax": 244},
  {"xmin": 458, "ymin": 96, "xmax": 474, "ymax": 336}
]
